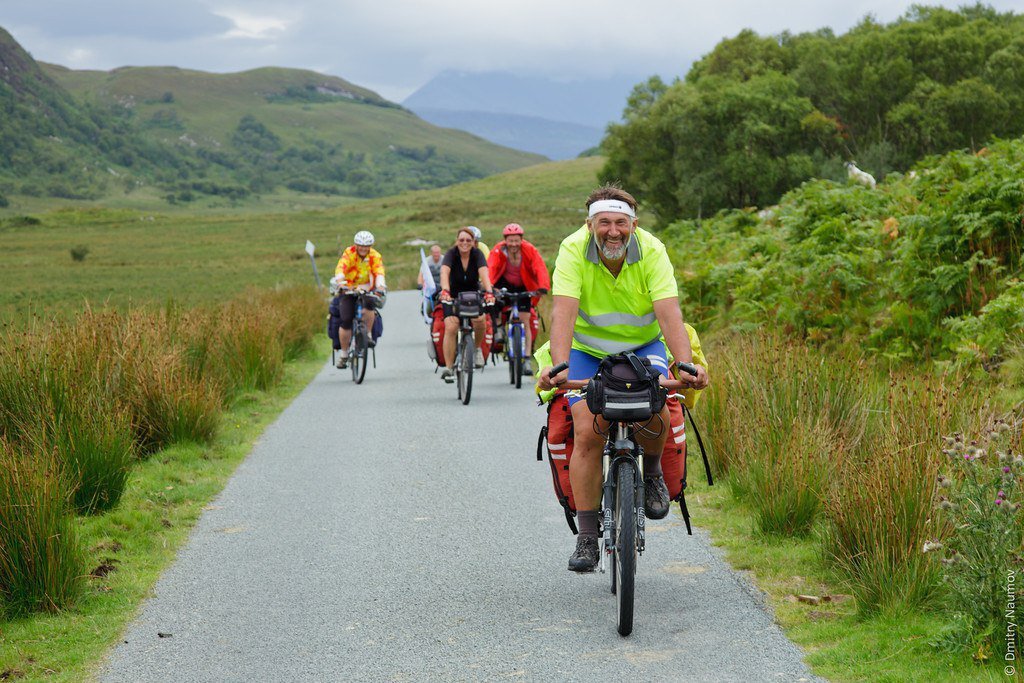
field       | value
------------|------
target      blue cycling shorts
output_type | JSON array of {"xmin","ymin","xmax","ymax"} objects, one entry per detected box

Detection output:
[{"xmin": 566, "ymin": 340, "xmax": 669, "ymax": 407}]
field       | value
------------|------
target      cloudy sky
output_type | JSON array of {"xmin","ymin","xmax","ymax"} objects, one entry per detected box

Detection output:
[{"xmin": 2, "ymin": 0, "xmax": 1023, "ymax": 102}]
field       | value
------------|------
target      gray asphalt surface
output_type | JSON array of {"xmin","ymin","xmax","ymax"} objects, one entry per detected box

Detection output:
[{"xmin": 101, "ymin": 290, "xmax": 822, "ymax": 683}]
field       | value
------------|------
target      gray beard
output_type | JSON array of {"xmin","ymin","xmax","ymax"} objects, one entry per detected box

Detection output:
[{"xmin": 600, "ymin": 239, "xmax": 627, "ymax": 260}]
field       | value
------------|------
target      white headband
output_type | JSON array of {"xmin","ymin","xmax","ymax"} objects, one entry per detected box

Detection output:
[{"xmin": 588, "ymin": 199, "xmax": 636, "ymax": 219}]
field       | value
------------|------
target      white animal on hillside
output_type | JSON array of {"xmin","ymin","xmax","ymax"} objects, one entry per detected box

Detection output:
[{"xmin": 845, "ymin": 161, "xmax": 876, "ymax": 189}]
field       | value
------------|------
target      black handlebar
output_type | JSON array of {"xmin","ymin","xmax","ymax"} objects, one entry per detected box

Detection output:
[
  {"xmin": 548, "ymin": 360, "xmax": 695, "ymax": 379},
  {"xmin": 676, "ymin": 361, "xmax": 698, "ymax": 377},
  {"xmin": 494, "ymin": 288, "xmax": 544, "ymax": 301}
]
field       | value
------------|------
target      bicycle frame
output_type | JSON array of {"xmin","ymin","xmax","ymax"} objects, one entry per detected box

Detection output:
[
  {"xmin": 346, "ymin": 291, "xmax": 377, "ymax": 384},
  {"xmin": 599, "ymin": 421, "xmax": 646, "ymax": 573},
  {"xmin": 507, "ymin": 297, "xmax": 524, "ymax": 354}
]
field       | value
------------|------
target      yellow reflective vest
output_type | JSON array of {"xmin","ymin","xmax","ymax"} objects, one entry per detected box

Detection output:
[{"xmin": 552, "ymin": 225, "xmax": 678, "ymax": 357}]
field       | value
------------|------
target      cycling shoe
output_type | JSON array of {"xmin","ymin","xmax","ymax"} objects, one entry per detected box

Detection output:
[
  {"xmin": 644, "ymin": 474, "xmax": 671, "ymax": 520},
  {"xmin": 568, "ymin": 535, "xmax": 599, "ymax": 572}
]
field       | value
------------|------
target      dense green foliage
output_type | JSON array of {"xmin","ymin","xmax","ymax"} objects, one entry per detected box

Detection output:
[
  {"xmin": 0, "ymin": 28, "xmax": 541, "ymax": 205},
  {"xmin": 603, "ymin": 5, "xmax": 1024, "ymax": 222},
  {"xmin": 664, "ymin": 137, "xmax": 1024, "ymax": 363}
]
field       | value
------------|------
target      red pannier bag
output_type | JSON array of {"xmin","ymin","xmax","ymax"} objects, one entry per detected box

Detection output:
[
  {"xmin": 429, "ymin": 303, "xmax": 493, "ymax": 367},
  {"xmin": 537, "ymin": 391, "xmax": 711, "ymax": 535}
]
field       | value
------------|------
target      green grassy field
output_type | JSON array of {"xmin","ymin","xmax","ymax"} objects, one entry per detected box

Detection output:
[{"xmin": 0, "ymin": 157, "xmax": 606, "ymax": 320}]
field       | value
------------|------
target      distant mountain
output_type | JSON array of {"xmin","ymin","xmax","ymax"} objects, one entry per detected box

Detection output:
[
  {"xmin": 414, "ymin": 108, "xmax": 602, "ymax": 161},
  {"xmin": 0, "ymin": 26, "xmax": 543, "ymax": 205},
  {"xmin": 403, "ymin": 71, "xmax": 639, "ymax": 158},
  {"xmin": 404, "ymin": 71, "xmax": 638, "ymax": 128}
]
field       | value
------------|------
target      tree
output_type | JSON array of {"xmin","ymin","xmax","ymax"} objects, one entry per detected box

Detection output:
[{"xmin": 602, "ymin": 72, "xmax": 824, "ymax": 221}]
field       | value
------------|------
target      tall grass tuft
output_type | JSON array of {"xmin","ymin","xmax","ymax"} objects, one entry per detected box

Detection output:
[
  {"xmin": 257, "ymin": 286, "xmax": 324, "ymax": 361},
  {"xmin": 0, "ymin": 440, "xmax": 85, "ymax": 617},
  {"xmin": 125, "ymin": 352, "xmax": 222, "ymax": 455},
  {"xmin": 709, "ymin": 332, "xmax": 869, "ymax": 535},
  {"xmin": 0, "ymin": 331, "xmax": 135, "ymax": 514},
  {"xmin": 822, "ymin": 373, "xmax": 987, "ymax": 613},
  {"xmin": 216, "ymin": 311, "xmax": 285, "ymax": 396},
  {"xmin": 745, "ymin": 419, "xmax": 838, "ymax": 536}
]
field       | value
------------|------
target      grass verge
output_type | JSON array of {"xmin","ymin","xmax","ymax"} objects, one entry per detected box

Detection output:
[
  {"xmin": 685, "ymin": 476, "xmax": 1008, "ymax": 682},
  {"xmin": 0, "ymin": 348, "xmax": 325, "ymax": 682}
]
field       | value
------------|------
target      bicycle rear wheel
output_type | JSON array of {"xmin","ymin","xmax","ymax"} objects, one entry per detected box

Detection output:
[
  {"xmin": 614, "ymin": 462, "xmax": 637, "ymax": 636},
  {"xmin": 351, "ymin": 324, "xmax": 368, "ymax": 384},
  {"xmin": 458, "ymin": 333, "xmax": 473, "ymax": 405}
]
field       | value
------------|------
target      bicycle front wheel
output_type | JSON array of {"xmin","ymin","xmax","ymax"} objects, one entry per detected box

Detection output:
[
  {"xmin": 458, "ymin": 333, "xmax": 473, "ymax": 405},
  {"xmin": 352, "ymin": 324, "xmax": 368, "ymax": 384},
  {"xmin": 506, "ymin": 326, "xmax": 515, "ymax": 385},
  {"xmin": 614, "ymin": 462, "xmax": 637, "ymax": 636},
  {"xmin": 511, "ymin": 325, "xmax": 523, "ymax": 389}
]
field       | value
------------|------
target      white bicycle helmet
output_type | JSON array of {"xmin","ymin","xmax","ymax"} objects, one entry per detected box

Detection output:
[
  {"xmin": 468, "ymin": 226, "xmax": 481, "ymax": 240},
  {"xmin": 354, "ymin": 230, "xmax": 375, "ymax": 246}
]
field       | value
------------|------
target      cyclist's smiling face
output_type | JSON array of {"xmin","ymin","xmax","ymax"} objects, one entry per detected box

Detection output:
[
  {"xmin": 456, "ymin": 230, "xmax": 475, "ymax": 254},
  {"xmin": 505, "ymin": 235, "xmax": 522, "ymax": 254},
  {"xmin": 355, "ymin": 244, "xmax": 371, "ymax": 258},
  {"xmin": 589, "ymin": 212, "xmax": 637, "ymax": 261}
]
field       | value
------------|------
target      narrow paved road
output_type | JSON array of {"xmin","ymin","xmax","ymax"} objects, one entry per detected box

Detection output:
[{"xmin": 102, "ymin": 290, "xmax": 821, "ymax": 683}]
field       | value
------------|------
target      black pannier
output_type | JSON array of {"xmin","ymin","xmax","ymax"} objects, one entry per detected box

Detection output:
[{"xmin": 327, "ymin": 296, "xmax": 342, "ymax": 350}]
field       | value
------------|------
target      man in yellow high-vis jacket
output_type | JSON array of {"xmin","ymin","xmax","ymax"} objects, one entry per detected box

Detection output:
[{"xmin": 538, "ymin": 184, "xmax": 709, "ymax": 572}]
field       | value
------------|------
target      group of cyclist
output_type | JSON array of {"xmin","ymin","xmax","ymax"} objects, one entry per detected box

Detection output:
[{"xmin": 331, "ymin": 184, "xmax": 709, "ymax": 572}]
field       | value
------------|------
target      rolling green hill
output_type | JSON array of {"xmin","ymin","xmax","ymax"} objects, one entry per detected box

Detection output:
[
  {"xmin": 0, "ymin": 25, "xmax": 544, "ymax": 207},
  {"xmin": 42, "ymin": 64, "xmax": 544, "ymax": 175}
]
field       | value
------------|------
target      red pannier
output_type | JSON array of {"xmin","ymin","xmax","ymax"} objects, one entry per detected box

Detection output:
[
  {"xmin": 428, "ymin": 303, "xmax": 492, "ymax": 367},
  {"xmin": 537, "ymin": 391, "xmax": 710, "ymax": 535}
]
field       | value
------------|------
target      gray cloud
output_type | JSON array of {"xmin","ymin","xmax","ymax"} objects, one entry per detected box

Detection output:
[{"xmin": 2, "ymin": 0, "xmax": 1023, "ymax": 100}]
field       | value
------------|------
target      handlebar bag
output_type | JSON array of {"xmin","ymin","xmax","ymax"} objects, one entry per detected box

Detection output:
[
  {"xmin": 585, "ymin": 352, "xmax": 667, "ymax": 422},
  {"xmin": 456, "ymin": 290, "xmax": 481, "ymax": 318}
]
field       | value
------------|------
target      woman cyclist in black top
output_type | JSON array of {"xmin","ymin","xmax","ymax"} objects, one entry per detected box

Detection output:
[{"xmin": 439, "ymin": 227, "xmax": 495, "ymax": 381}]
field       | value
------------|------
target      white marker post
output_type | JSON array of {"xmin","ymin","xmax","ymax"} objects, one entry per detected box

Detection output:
[{"xmin": 305, "ymin": 240, "xmax": 322, "ymax": 289}]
